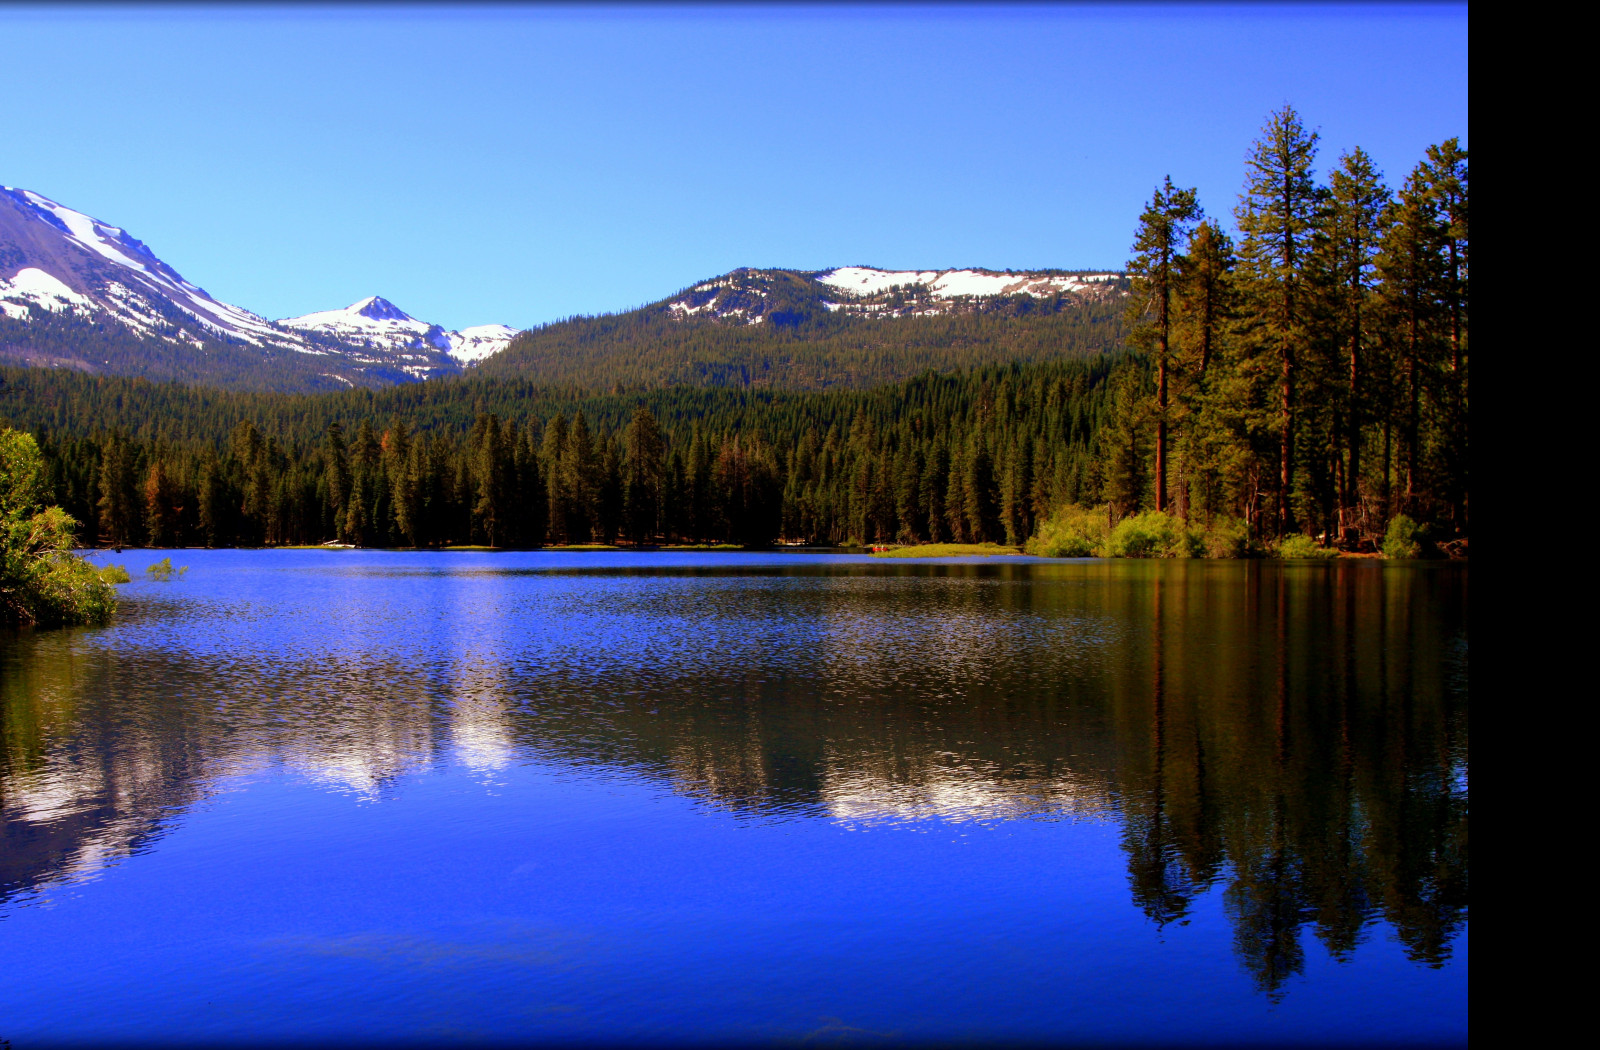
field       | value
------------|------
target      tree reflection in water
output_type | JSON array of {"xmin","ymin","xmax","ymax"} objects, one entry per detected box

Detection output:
[{"xmin": 0, "ymin": 558, "xmax": 1467, "ymax": 996}]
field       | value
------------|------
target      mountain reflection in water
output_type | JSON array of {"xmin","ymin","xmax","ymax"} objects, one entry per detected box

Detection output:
[{"xmin": 1, "ymin": 555, "xmax": 1466, "ymax": 999}]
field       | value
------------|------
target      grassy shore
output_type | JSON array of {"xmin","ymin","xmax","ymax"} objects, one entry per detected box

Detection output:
[{"xmin": 871, "ymin": 543, "xmax": 1023, "ymax": 558}]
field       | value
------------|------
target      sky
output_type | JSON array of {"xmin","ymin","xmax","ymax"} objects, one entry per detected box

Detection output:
[{"xmin": 2, "ymin": 3, "xmax": 1467, "ymax": 331}]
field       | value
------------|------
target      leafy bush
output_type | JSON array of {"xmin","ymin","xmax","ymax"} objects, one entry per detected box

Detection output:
[
  {"xmin": 1203, "ymin": 517, "xmax": 1253, "ymax": 559},
  {"xmin": 1106, "ymin": 511, "xmax": 1198, "ymax": 558},
  {"xmin": 145, "ymin": 557, "xmax": 189, "ymax": 582},
  {"xmin": 2, "ymin": 428, "xmax": 119, "ymax": 627},
  {"xmin": 1026, "ymin": 503, "xmax": 1110, "ymax": 557},
  {"xmin": 98, "ymin": 563, "xmax": 132, "ymax": 584},
  {"xmin": 1276, "ymin": 534, "xmax": 1338, "ymax": 559},
  {"xmin": 1383, "ymin": 515, "xmax": 1424, "ymax": 559}
]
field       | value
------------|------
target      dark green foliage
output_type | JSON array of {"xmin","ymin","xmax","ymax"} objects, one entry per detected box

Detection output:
[{"xmin": 1, "ymin": 358, "xmax": 1123, "ymax": 548}]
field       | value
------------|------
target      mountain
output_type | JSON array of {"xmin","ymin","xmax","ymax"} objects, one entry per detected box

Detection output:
[
  {"xmin": 475, "ymin": 266, "xmax": 1129, "ymax": 390},
  {"xmin": 2, "ymin": 184, "xmax": 1127, "ymax": 394},
  {"xmin": 0, "ymin": 186, "xmax": 516, "ymax": 389},
  {"xmin": 280, "ymin": 296, "xmax": 518, "ymax": 369}
]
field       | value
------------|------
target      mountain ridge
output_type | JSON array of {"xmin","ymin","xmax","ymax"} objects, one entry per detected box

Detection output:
[
  {"xmin": 0, "ymin": 186, "xmax": 517, "ymax": 387},
  {"xmin": 3, "ymin": 184, "xmax": 1129, "ymax": 393}
]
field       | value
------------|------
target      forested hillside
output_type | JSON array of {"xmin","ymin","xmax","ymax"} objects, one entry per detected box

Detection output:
[{"xmin": 475, "ymin": 283, "xmax": 1127, "ymax": 390}]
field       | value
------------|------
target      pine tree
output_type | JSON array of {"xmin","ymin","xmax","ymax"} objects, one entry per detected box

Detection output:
[
  {"xmin": 622, "ymin": 407, "xmax": 666, "ymax": 544},
  {"xmin": 598, "ymin": 435, "xmax": 623, "ymax": 543},
  {"xmin": 322, "ymin": 422, "xmax": 350, "ymax": 541},
  {"xmin": 143, "ymin": 460, "xmax": 178, "ymax": 546},
  {"xmin": 1378, "ymin": 162, "xmax": 1445, "ymax": 518},
  {"xmin": 1236, "ymin": 105, "xmax": 1322, "ymax": 535},
  {"xmin": 1320, "ymin": 148, "xmax": 1390, "ymax": 538},
  {"xmin": 1127, "ymin": 177, "xmax": 1202, "ymax": 513},
  {"xmin": 96, "ymin": 432, "xmax": 138, "ymax": 548},
  {"xmin": 1423, "ymin": 139, "xmax": 1469, "ymax": 530},
  {"xmin": 1104, "ymin": 365, "xmax": 1149, "ymax": 520},
  {"xmin": 564, "ymin": 411, "xmax": 598, "ymax": 542},
  {"xmin": 471, "ymin": 413, "xmax": 509, "ymax": 546},
  {"xmin": 541, "ymin": 413, "xmax": 569, "ymax": 544},
  {"xmin": 965, "ymin": 435, "xmax": 1000, "ymax": 543},
  {"xmin": 196, "ymin": 451, "xmax": 226, "ymax": 547}
]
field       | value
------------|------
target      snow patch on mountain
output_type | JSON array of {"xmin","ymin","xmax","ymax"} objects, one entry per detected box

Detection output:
[
  {"xmin": 660, "ymin": 266, "xmax": 1125, "ymax": 326},
  {"xmin": 0, "ymin": 267, "xmax": 92, "ymax": 316},
  {"xmin": 449, "ymin": 324, "xmax": 520, "ymax": 363},
  {"xmin": 279, "ymin": 298, "xmax": 518, "ymax": 364},
  {"xmin": 817, "ymin": 267, "xmax": 1118, "ymax": 300}
]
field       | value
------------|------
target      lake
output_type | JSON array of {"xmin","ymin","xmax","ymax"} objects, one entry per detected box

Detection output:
[{"xmin": 1, "ymin": 551, "xmax": 1467, "ymax": 1047}]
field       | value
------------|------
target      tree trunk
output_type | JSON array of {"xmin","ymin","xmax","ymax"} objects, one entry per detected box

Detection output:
[
  {"xmin": 1345, "ymin": 315, "xmax": 1362, "ymax": 541},
  {"xmin": 1156, "ymin": 355, "xmax": 1168, "ymax": 512},
  {"xmin": 1280, "ymin": 338, "xmax": 1294, "ymax": 537}
]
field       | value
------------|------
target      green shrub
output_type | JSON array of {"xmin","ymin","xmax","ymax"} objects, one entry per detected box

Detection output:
[
  {"xmin": 1276, "ymin": 534, "xmax": 1338, "ymax": 559},
  {"xmin": 98, "ymin": 563, "xmax": 132, "ymax": 584},
  {"xmin": 3, "ymin": 428, "xmax": 118, "ymax": 628},
  {"xmin": 1203, "ymin": 517, "xmax": 1252, "ymax": 559},
  {"xmin": 1107, "ymin": 511, "xmax": 1195, "ymax": 558},
  {"xmin": 1383, "ymin": 515, "xmax": 1424, "ymax": 559},
  {"xmin": 1026, "ymin": 503, "xmax": 1110, "ymax": 558},
  {"xmin": 145, "ymin": 557, "xmax": 188, "ymax": 582}
]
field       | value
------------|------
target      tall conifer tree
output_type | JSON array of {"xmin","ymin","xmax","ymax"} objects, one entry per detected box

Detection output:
[
  {"xmin": 1127, "ymin": 177, "xmax": 1201, "ymax": 513},
  {"xmin": 1237, "ymin": 106, "xmax": 1321, "ymax": 535},
  {"xmin": 1320, "ymin": 148, "xmax": 1390, "ymax": 536}
]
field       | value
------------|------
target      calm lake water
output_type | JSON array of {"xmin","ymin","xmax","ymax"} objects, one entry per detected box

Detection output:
[{"xmin": 1, "ymin": 552, "xmax": 1467, "ymax": 1047}]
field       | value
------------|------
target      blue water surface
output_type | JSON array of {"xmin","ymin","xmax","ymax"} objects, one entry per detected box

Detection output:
[{"xmin": 0, "ymin": 551, "xmax": 1468, "ymax": 1047}]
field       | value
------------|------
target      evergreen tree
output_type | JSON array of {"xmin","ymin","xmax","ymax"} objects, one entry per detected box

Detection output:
[
  {"xmin": 1320, "ymin": 148, "xmax": 1390, "ymax": 538},
  {"xmin": 964, "ymin": 435, "xmax": 1000, "ymax": 543},
  {"xmin": 1236, "ymin": 105, "xmax": 1322, "ymax": 535},
  {"xmin": 1378, "ymin": 161, "xmax": 1446, "ymax": 519},
  {"xmin": 322, "ymin": 422, "xmax": 350, "ymax": 541},
  {"xmin": 471, "ymin": 413, "xmax": 510, "ymax": 546},
  {"xmin": 96, "ymin": 432, "xmax": 139, "ymax": 548},
  {"xmin": 1127, "ymin": 177, "xmax": 1202, "ymax": 513},
  {"xmin": 1423, "ymin": 138, "xmax": 1469, "ymax": 529},
  {"xmin": 622, "ymin": 407, "xmax": 666, "ymax": 544},
  {"xmin": 563, "ymin": 410, "xmax": 598, "ymax": 542},
  {"xmin": 143, "ymin": 459, "xmax": 178, "ymax": 546},
  {"xmin": 542, "ymin": 413, "xmax": 570, "ymax": 544}
]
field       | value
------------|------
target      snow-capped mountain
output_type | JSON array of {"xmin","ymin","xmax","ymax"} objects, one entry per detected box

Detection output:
[
  {"xmin": 279, "ymin": 297, "xmax": 518, "ymax": 366},
  {"xmin": 0, "ymin": 186, "xmax": 518, "ymax": 384},
  {"xmin": 1, "ymin": 186, "xmax": 296, "ymax": 347},
  {"xmin": 664, "ymin": 266, "xmax": 1122, "ymax": 325}
]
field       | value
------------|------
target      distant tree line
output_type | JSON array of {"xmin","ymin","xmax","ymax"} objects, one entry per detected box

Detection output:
[{"xmin": 8, "ymin": 358, "xmax": 1120, "ymax": 549}]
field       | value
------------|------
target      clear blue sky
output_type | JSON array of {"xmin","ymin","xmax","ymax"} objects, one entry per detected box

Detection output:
[{"xmin": 2, "ymin": 3, "xmax": 1466, "ymax": 331}]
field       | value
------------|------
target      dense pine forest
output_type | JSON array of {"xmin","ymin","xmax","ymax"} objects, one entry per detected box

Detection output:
[
  {"xmin": 1, "ymin": 107, "xmax": 1466, "ymax": 554},
  {"xmin": 2, "ymin": 358, "xmax": 1119, "ymax": 549}
]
